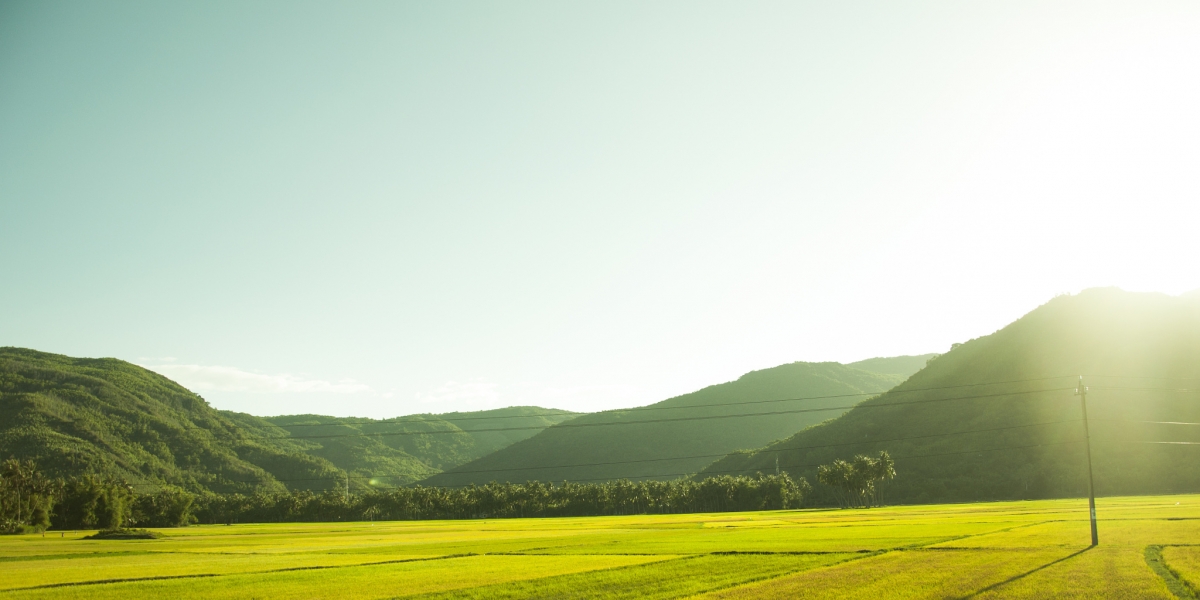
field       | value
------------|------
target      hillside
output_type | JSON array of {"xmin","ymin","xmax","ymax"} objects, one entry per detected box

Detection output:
[
  {"xmin": 223, "ymin": 407, "xmax": 576, "ymax": 486},
  {"xmin": 422, "ymin": 361, "xmax": 910, "ymax": 487},
  {"xmin": 848, "ymin": 354, "xmax": 939, "ymax": 377},
  {"xmin": 0, "ymin": 347, "xmax": 331, "ymax": 494},
  {"xmin": 0, "ymin": 348, "xmax": 574, "ymax": 493},
  {"xmin": 700, "ymin": 288, "xmax": 1200, "ymax": 504}
]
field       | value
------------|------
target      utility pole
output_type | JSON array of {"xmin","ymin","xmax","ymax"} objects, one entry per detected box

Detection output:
[
  {"xmin": 345, "ymin": 473, "xmax": 349, "ymax": 504},
  {"xmin": 1077, "ymin": 376, "xmax": 1099, "ymax": 546},
  {"xmin": 775, "ymin": 456, "xmax": 780, "ymax": 476}
]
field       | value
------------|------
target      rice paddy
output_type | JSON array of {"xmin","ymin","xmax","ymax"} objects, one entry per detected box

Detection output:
[{"xmin": 2, "ymin": 495, "xmax": 1199, "ymax": 599}]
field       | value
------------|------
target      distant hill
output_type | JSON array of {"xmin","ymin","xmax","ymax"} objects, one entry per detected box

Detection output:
[
  {"xmin": 223, "ymin": 407, "xmax": 576, "ymax": 486},
  {"xmin": 847, "ymin": 354, "xmax": 939, "ymax": 377},
  {"xmin": 700, "ymin": 288, "xmax": 1200, "ymax": 504},
  {"xmin": 422, "ymin": 362, "xmax": 906, "ymax": 487},
  {"xmin": 0, "ymin": 348, "xmax": 574, "ymax": 493}
]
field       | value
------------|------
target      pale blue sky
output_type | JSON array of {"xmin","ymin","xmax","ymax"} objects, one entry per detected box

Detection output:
[{"xmin": 3, "ymin": 1, "xmax": 1199, "ymax": 417}]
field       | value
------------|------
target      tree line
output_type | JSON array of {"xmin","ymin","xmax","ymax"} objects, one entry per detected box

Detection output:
[
  {"xmin": 1, "ymin": 460, "xmax": 196, "ymax": 532},
  {"xmin": 3, "ymin": 458, "xmax": 811, "ymax": 530},
  {"xmin": 3, "ymin": 454, "xmax": 894, "ymax": 532},
  {"xmin": 198, "ymin": 474, "xmax": 810, "ymax": 524}
]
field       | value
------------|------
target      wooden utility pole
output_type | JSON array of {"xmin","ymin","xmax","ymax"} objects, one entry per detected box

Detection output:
[{"xmin": 1077, "ymin": 376, "xmax": 1099, "ymax": 546}]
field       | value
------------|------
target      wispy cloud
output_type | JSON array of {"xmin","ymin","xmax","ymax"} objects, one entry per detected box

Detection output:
[
  {"xmin": 141, "ymin": 364, "xmax": 370, "ymax": 394},
  {"xmin": 412, "ymin": 380, "xmax": 645, "ymax": 413},
  {"xmin": 415, "ymin": 380, "xmax": 502, "ymax": 406},
  {"xmin": 513, "ymin": 383, "xmax": 645, "ymax": 413}
]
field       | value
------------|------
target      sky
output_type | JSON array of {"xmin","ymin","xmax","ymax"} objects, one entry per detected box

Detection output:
[{"xmin": 2, "ymin": 1, "xmax": 1199, "ymax": 418}]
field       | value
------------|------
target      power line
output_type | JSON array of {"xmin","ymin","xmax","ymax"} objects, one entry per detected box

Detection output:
[
  {"xmin": 440, "ymin": 439, "xmax": 1088, "ymax": 486},
  {"xmin": 96, "ymin": 383, "xmax": 1081, "ymax": 489},
  {"xmin": 234, "ymin": 396, "xmax": 880, "ymax": 432},
  {"xmin": 250, "ymin": 375, "xmax": 1077, "ymax": 428},
  {"xmin": 132, "ymin": 438, "xmax": 1086, "ymax": 487},
  {"xmin": 1089, "ymin": 386, "xmax": 1199, "ymax": 393},
  {"xmin": 1086, "ymin": 375, "xmax": 1200, "ymax": 382},
  {"xmin": 76, "ymin": 379, "xmax": 1200, "ymax": 498},
  {"xmin": 431, "ymin": 417, "xmax": 1082, "ymax": 477},
  {"xmin": 1093, "ymin": 419, "xmax": 1200, "ymax": 426},
  {"xmin": 258, "ymin": 411, "xmax": 579, "ymax": 427},
  {"xmin": 214, "ymin": 386, "xmax": 1076, "ymax": 441},
  {"xmin": 109, "ymin": 380, "xmax": 1083, "ymax": 489},
  {"xmin": 129, "ymin": 415, "xmax": 1081, "ymax": 488}
]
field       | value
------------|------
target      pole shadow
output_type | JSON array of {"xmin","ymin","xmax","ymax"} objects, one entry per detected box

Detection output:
[{"xmin": 961, "ymin": 546, "xmax": 1093, "ymax": 598}]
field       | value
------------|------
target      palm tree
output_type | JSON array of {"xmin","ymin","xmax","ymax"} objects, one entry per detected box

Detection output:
[
  {"xmin": 818, "ymin": 452, "xmax": 897, "ymax": 508},
  {"xmin": 1, "ymin": 459, "xmax": 38, "ymax": 526}
]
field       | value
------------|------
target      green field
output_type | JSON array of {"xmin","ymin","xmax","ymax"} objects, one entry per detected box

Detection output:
[{"xmin": 3, "ymin": 495, "xmax": 1200, "ymax": 599}]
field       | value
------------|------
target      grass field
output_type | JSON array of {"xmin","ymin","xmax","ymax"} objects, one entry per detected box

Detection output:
[{"xmin": 3, "ymin": 495, "xmax": 1200, "ymax": 599}]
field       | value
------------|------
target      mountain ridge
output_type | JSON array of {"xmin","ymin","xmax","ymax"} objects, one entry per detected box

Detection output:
[
  {"xmin": 421, "ymin": 359, "xmax": 926, "ymax": 487},
  {"xmin": 698, "ymin": 288, "xmax": 1200, "ymax": 504},
  {"xmin": 0, "ymin": 347, "xmax": 574, "ymax": 493}
]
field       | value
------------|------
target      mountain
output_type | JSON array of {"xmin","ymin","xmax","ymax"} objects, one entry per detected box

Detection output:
[
  {"xmin": 848, "ymin": 354, "xmax": 939, "ymax": 377},
  {"xmin": 422, "ymin": 361, "xmax": 908, "ymax": 487},
  {"xmin": 222, "ymin": 407, "xmax": 576, "ymax": 486},
  {"xmin": 0, "ymin": 347, "xmax": 328, "ymax": 494},
  {"xmin": 0, "ymin": 348, "xmax": 574, "ymax": 493},
  {"xmin": 700, "ymin": 288, "xmax": 1200, "ymax": 504}
]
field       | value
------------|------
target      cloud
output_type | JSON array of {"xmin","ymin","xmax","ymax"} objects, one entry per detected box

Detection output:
[
  {"xmin": 411, "ymin": 380, "xmax": 645, "ymax": 413},
  {"xmin": 141, "ymin": 364, "xmax": 370, "ymax": 394},
  {"xmin": 512, "ymin": 382, "xmax": 645, "ymax": 413},
  {"xmin": 415, "ymin": 381, "xmax": 501, "ymax": 406}
]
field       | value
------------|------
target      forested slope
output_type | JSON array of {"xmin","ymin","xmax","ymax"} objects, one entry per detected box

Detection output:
[
  {"xmin": 0, "ymin": 348, "xmax": 332, "ymax": 494},
  {"xmin": 700, "ymin": 288, "xmax": 1200, "ymax": 504},
  {"xmin": 848, "ymin": 354, "xmax": 939, "ymax": 377},
  {"xmin": 423, "ymin": 362, "xmax": 910, "ymax": 487},
  {"xmin": 224, "ymin": 407, "xmax": 576, "ymax": 486},
  {"xmin": 0, "ymin": 348, "xmax": 573, "ymax": 493}
]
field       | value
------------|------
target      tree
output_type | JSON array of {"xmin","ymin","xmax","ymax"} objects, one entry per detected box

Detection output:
[
  {"xmin": 29, "ymin": 505, "xmax": 51, "ymax": 532},
  {"xmin": 0, "ymin": 459, "xmax": 54, "ymax": 533},
  {"xmin": 133, "ymin": 490, "xmax": 196, "ymax": 527},
  {"xmin": 54, "ymin": 475, "xmax": 134, "ymax": 531},
  {"xmin": 870, "ymin": 451, "xmax": 896, "ymax": 506},
  {"xmin": 817, "ymin": 451, "xmax": 896, "ymax": 508}
]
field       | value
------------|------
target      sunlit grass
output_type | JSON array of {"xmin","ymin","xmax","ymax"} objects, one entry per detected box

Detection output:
[
  {"xmin": 1161, "ymin": 546, "xmax": 1200, "ymax": 594},
  {"xmin": 697, "ymin": 548, "xmax": 1084, "ymax": 600},
  {"xmin": 1, "ymin": 554, "xmax": 668, "ymax": 600},
  {"xmin": 1, "ymin": 494, "xmax": 1198, "ymax": 598},
  {"xmin": 410, "ymin": 553, "xmax": 857, "ymax": 599},
  {"xmin": 0, "ymin": 550, "xmax": 443, "ymax": 591},
  {"xmin": 972, "ymin": 546, "xmax": 1174, "ymax": 599}
]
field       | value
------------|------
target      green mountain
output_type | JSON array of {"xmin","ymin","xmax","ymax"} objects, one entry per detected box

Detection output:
[
  {"xmin": 848, "ymin": 354, "xmax": 939, "ymax": 377},
  {"xmin": 222, "ymin": 407, "xmax": 577, "ymax": 486},
  {"xmin": 700, "ymin": 288, "xmax": 1200, "ymax": 504},
  {"xmin": 0, "ymin": 348, "xmax": 574, "ymax": 493},
  {"xmin": 422, "ymin": 361, "xmax": 909, "ymax": 487}
]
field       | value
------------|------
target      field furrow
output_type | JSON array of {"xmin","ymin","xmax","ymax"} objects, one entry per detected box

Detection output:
[
  {"xmin": 0, "ymin": 554, "xmax": 668, "ymax": 600},
  {"xmin": 406, "ymin": 552, "xmax": 859, "ymax": 599},
  {"xmin": 2, "ymin": 495, "xmax": 1198, "ymax": 599}
]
